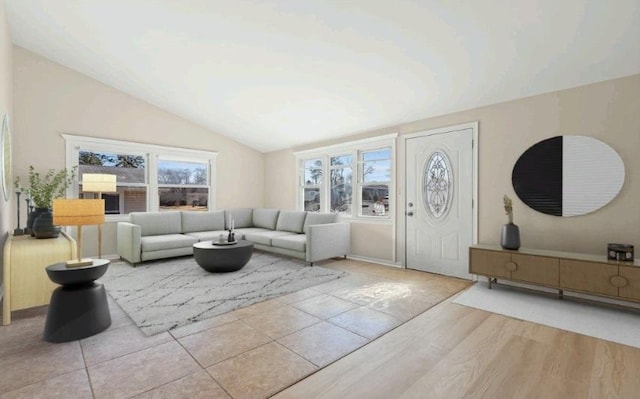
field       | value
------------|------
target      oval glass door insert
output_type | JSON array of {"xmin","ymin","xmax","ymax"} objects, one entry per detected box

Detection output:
[{"xmin": 423, "ymin": 150, "xmax": 453, "ymax": 219}]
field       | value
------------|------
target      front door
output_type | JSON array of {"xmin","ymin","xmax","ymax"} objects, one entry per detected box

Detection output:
[{"xmin": 405, "ymin": 127, "xmax": 474, "ymax": 279}]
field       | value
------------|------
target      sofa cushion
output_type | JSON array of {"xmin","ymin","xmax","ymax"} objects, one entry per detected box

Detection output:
[
  {"xmin": 181, "ymin": 210, "xmax": 225, "ymax": 233},
  {"xmin": 276, "ymin": 211, "xmax": 307, "ymax": 233},
  {"xmin": 225, "ymin": 208, "xmax": 253, "ymax": 228},
  {"xmin": 233, "ymin": 227, "xmax": 271, "ymax": 240},
  {"xmin": 131, "ymin": 211, "xmax": 182, "ymax": 236},
  {"xmin": 303, "ymin": 212, "xmax": 338, "ymax": 233},
  {"xmin": 253, "ymin": 209, "xmax": 280, "ymax": 230},
  {"xmin": 184, "ymin": 230, "xmax": 228, "ymax": 242},
  {"xmin": 271, "ymin": 234, "xmax": 306, "ymax": 252},
  {"xmin": 245, "ymin": 231, "xmax": 297, "ymax": 246},
  {"xmin": 141, "ymin": 234, "xmax": 198, "ymax": 252}
]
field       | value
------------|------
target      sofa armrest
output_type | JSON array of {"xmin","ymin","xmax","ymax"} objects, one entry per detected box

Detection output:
[
  {"xmin": 306, "ymin": 222, "xmax": 350, "ymax": 263},
  {"xmin": 117, "ymin": 222, "xmax": 142, "ymax": 264}
]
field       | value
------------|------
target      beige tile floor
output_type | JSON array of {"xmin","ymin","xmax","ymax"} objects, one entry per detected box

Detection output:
[{"xmin": 0, "ymin": 257, "xmax": 470, "ymax": 399}]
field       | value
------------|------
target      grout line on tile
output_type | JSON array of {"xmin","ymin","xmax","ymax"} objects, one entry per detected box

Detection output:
[
  {"xmin": 76, "ymin": 339, "xmax": 98, "ymax": 399},
  {"xmin": 130, "ymin": 369, "xmax": 208, "ymax": 399},
  {"xmin": 81, "ymin": 331, "xmax": 176, "ymax": 368}
]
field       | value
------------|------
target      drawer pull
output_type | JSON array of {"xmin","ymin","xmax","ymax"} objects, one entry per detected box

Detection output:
[
  {"xmin": 610, "ymin": 275, "xmax": 628, "ymax": 288},
  {"xmin": 505, "ymin": 261, "xmax": 518, "ymax": 272}
]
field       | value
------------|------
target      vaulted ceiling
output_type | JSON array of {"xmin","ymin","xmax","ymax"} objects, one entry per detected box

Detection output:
[{"xmin": 6, "ymin": 0, "xmax": 640, "ymax": 152}]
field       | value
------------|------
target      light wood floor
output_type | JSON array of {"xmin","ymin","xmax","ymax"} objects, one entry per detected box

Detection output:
[{"xmin": 275, "ymin": 289, "xmax": 640, "ymax": 399}]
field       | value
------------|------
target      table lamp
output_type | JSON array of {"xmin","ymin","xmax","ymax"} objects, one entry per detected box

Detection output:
[
  {"xmin": 53, "ymin": 199, "xmax": 105, "ymax": 267},
  {"xmin": 82, "ymin": 174, "xmax": 116, "ymax": 258}
]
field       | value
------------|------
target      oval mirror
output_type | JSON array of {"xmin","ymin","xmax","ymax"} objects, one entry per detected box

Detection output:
[{"xmin": 512, "ymin": 135, "xmax": 624, "ymax": 217}]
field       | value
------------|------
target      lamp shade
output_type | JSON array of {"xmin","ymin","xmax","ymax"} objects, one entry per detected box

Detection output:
[
  {"xmin": 53, "ymin": 199, "xmax": 105, "ymax": 226},
  {"xmin": 82, "ymin": 174, "xmax": 117, "ymax": 193}
]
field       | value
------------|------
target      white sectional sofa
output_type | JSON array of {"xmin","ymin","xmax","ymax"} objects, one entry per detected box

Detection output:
[{"xmin": 116, "ymin": 208, "xmax": 350, "ymax": 266}]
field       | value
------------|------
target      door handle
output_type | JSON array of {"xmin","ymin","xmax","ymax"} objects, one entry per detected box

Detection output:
[{"xmin": 406, "ymin": 211, "xmax": 414, "ymax": 216}]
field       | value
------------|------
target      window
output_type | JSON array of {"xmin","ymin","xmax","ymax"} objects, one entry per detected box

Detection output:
[
  {"xmin": 302, "ymin": 158, "xmax": 322, "ymax": 212},
  {"xmin": 158, "ymin": 159, "xmax": 209, "ymax": 211},
  {"xmin": 78, "ymin": 150, "xmax": 147, "ymax": 214},
  {"xmin": 330, "ymin": 154, "xmax": 352, "ymax": 214},
  {"xmin": 64, "ymin": 134, "xmax": 217, "ymax": 220},
  {"xmin": 294, "ymin": 134, "xmax": 396, "ymax": 220},
  {"xmin": 359, "ymin": 149, "xmax": 391, "ymax": 217}
]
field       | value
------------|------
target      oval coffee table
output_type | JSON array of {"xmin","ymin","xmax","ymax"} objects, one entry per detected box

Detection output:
[{"xmin": 193, "ymin": 239, "xmax": 254, "ymax": 272}]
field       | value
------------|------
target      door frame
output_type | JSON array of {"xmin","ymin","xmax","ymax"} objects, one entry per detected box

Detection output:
[{"xmin": 398, "ymin": 121, "xmax": 479, "ymax": 269}]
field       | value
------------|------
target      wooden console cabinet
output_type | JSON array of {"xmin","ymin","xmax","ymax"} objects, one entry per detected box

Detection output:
[
  {"xmin": 469, "ymin": 244, "xmax": 640, "ymax": 303},
  {"xmin": 3, "ymin": 232, "xmax": 76, "ymax": 325}
]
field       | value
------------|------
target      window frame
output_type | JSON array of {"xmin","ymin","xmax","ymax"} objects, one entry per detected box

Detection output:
[
  {"xmin": 63, "ymin": 134, "xmax": 218, "ymax": 221},
  {"xmin": 294, "ymin": 133, "xmax": 396, "ymax": 222}
]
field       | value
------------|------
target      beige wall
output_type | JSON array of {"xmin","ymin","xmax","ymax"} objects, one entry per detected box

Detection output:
[
  {"xmin": 0, "ymin": 2, "xmax": 13, "ymax": 289},
  {"xmin": 265, "ymin": 74, "xmax": 640, "ymax": 262},
  {"xmin": 264, "ymin": 149, "xmax": 297, "ymax": 210},
  {"xmin": 12, "ymin": 47, "xmax": 264, "ymax": 258}
]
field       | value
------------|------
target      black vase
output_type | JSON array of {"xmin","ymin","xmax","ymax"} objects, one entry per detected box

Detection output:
[
  {"xmin": 26, "ymin": 208, "xmax": 40, "ymax": 236},
  {"xmin": 32, "ymin": 208, "xmax": 61, "ymax": 239},
  {"xmin": 501, "ymin": 223, "xmax": 521, "ymax": 250}
]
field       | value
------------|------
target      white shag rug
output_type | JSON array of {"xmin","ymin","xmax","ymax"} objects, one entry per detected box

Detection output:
[
  {"xmin": 453, "ymin": 281, "xmax": 640, "ymax": 349},
  {"xmin": 101, "ymin": 252, "xmax": 347, "ymax": 336}
]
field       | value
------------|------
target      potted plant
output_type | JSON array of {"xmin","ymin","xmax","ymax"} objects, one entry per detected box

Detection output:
[{"xmin": 15, "ymin": 165, "xmax": 77, "ymax": 238}]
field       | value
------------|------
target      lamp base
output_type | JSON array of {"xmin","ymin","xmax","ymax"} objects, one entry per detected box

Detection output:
[{"xmin": 65, "ymin": 258, "xmax": 94, "ymax": 268}]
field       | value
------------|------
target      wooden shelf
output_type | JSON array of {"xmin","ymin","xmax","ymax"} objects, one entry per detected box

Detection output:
[
  {"xmin": 3, "ymin": 232, "xmax": 77, "ymax": 325},
  {"xmin": 469, "ymin": 244, "xmax": 639, "ymax": 303}
]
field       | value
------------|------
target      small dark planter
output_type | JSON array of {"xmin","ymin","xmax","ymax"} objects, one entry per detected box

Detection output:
[{"xmin": 32, "ymin": 208, "xmax": 61, "ymax": 239}]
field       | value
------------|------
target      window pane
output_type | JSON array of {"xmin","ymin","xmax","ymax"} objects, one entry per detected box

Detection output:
[
  {"xmin": 123, "ymin": 187, "xmax": 147, "ymax": 214},
  {"xmin": 363, "ymin": 149, "xmax": 390, "ymax": 162},
  {"xmin": 304, "ymin": 188, "xmax": 320, "ymax": 212},
  {"xmin": 330, "ymin": 154, "xmax": 352, "ymax": 166},
  {"xmin": 304, "ymin": 159, "xmax": 323, "ymax": 185},
  {"xmin": 80, "ymin": 188, "xmax": 146, "ymax": 215},
  {"xmin": 103, "ymin": 193, "xmax": 120, "ymax": 214},
  {"xmin": 158, "ymin": 160, "xmax": 207, "ymax": 185},
  {"xmin": 79, "ymin": 151, "xmax": 145, "ymax": 184},
  {"xmin": 361, "ymin": 149, "xmax": 391, "ymax": 183},
  {"xmin": 330, "ymin": 166, "xmax": 352, "ymax": 214},
  {"xmin": 361, "ymin": 185, "xmax": 389, "ymax": 216},
  {"xmin": 159, "ymin": 187, "xmax": 209, "ymax": 211}
]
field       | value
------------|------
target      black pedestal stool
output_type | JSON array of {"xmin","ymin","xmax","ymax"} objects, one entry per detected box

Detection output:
[{"xmin": 44, "ymin": 259, "xmax": 111, "ymax": 343}]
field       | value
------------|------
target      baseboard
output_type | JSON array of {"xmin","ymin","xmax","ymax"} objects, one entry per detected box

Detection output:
[
  {"xmin": 97, "ymin": 254, "xmax": 121, "ymax": 262},
  {"xmin": 346, "ymin": 255, "xmax": 403, "ymax": 269}
]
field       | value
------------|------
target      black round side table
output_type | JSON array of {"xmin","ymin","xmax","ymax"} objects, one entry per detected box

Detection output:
[
  {"xmin": 193, "ymin": 239, "xmax": 254, "ymax": 273},
  {"xmin": 44, "ymin": 259, "xmax": 112, "ymax": 343}
]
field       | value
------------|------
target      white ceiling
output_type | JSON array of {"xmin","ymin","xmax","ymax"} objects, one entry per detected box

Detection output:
[{"xmin": 6, "ymin": 0, "xmax": 640, "ymax": 153}]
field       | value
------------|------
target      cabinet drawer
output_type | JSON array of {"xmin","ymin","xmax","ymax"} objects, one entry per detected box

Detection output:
[
  {"xmin": 469, "ymin": 248, "xmax": 511, "ymax": 278},
  {"xmin": 619, "ymin": 266, "xmax": 640, "ymax": 301},
  {"xmin": 511, "ymin": 254, "xmax": 559, "ymax": 287},
  {"xmin": 559, "ymin": 259, "xmax": 618, "ymax": 297}
]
